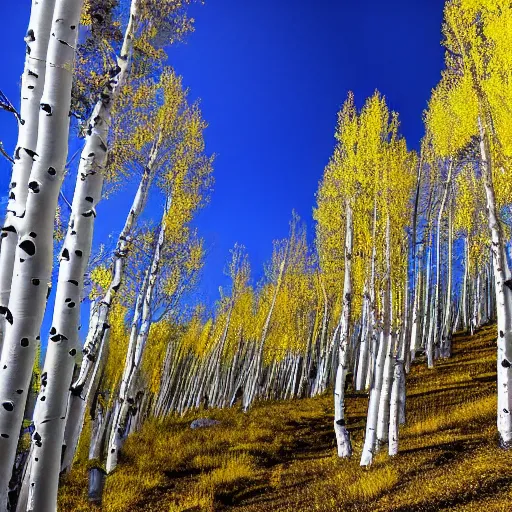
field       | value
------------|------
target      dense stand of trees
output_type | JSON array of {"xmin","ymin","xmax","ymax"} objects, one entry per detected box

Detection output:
[{"xmin": 0, "ymin": 0, "xmax": 510, "ymax": 510}]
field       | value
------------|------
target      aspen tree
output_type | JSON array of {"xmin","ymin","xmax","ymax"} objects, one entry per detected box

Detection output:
[
  {"xmin": 62, "ymin": 69, "xmax": 213, "ymax": 471},
  {"xmin": 433, "ymin": 0, "xmax": 512, "ymax": 444},
  {"xmin": 0, "ymin": 1, "xmax": 83, "ymax": 507},
  {"xmin": 0, "ymin": 0, "xmax": 56, "ymax": 352},
  {"xmin": 25, "ymin": 2, "xmax": 140, "ymax": 507},
  {"xmin": 106, "ymin": 117, "xmax": 211, "ymax": 472}
]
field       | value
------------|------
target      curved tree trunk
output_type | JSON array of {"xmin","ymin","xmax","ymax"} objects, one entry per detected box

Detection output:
[
  {"xmin": 478, "ymin": 117, "xmax": 512, "ymax": 447},
  {"xmin": 106, "ymin": 199, "xmax": 168, "ymax": 473},
  {"xmin": 61, "ymin": 144, "xmax": 158, "ymax": 473}
]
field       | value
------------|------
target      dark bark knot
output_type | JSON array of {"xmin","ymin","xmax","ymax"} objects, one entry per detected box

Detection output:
[
  {"xmin": 2, "ymin": 401, "xmax": 14, "ymax": 412},
  {"xmin": 502, "ymin": 359, "xmax": 511, "ymax": 369},
  {"xmin": 33, "ymin": 432, "xmax": 42, "ymax": 447},
  {"xmin": 50, "ymin": 333, "xmax": 68, "ymax": 342},
  {"xmin": 40, "ymin": 103, "xmax": 52, "ymax": 116},
  {"xmin": 24, "ymin": 30, "xmax": 35, "ymax": 43},
  {"xmin": 20, "ymin": 338, "xmax": 29, "ymax": 347},
  {"xmin": 19, "ymin": 239, "xmax": 36, "ymax": 256},
  {"xmin": 0, "ymin": 307, "xmax": 13, "ymax": 325},
  {"xmin": 28, "ymin": 181, "xmax": 40, "ymax": 194}
]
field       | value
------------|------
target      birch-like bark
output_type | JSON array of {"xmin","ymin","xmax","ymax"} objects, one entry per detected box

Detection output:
[
  {"xmin": 388, "ymin": 360, "xmax": 404, "ymax": 456},
  {"xmin": 0, "ymin": 2, "xmax": 82, "ymax": 507},
  {"xmin": 61, "ymin": 144, "xmax": 158, "ymax": 472},
  {"xmin": 360, "ymin": 326, "xmax": 386, "ymax": 466},
  {"xmin": 106, "ymin": 199, "xmax": 169, "ymax": 473},
  {"xmin": 441, "ymin": 195, "xmax": 453, "ymax": 357},
  {"xmin": 376, "ymin": 217, "xmax": 393, "ymax": 446},
  {"xmin": 28, "ymin": 6, "xmax": 140, "ymax": 499},
  {"xmin": 478, "ymin": 117, "xmax": 512, "ymax": 446},
  {"xmin": 334, "ymin": 202, "xmax": 353, "ymax": 458},
  {"xmin": 462, "ymin": 236, "xmax": 469, "ymax": 332},
  {"xmin": 243, "ymin": 258, "xmax": 286, "ymax": 410},
  {"xmin": 431, "ymin": 160, "xmax": 453, "ymax": 367},
  {"xmin": 355, "ymin": 287, "xmax": 370, "ymax": 391},
  {"xmin": 0, "ymin": 0, "xmax": 56, "ymax": 353}
]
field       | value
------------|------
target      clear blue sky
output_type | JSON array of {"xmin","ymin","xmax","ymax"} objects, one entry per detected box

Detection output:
[{"xmin": 0, "ymin": 1, "xmax": 446, "ymax": 326}]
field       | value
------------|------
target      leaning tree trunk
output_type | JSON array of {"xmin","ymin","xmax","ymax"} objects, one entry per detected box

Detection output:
[
  {"xmin": 334, "ymin": 201, "xmax": 353, "ymax": 458},
  {"xmin": 61, "ymin": 140, "xmax": 159, "ymax": 473},
  {"xmin": 243, "ymin": 259, "xmax": 286, "ymax": 410},
  {"xmin": 106, "ymin": 199, "xmax": 169, "ymax": 473},
  {"xmin": 0, "ymin": 2, "xmax": 82, "ymax": 508},
  {"xmin": 0, "ymin": 0, "xmax": 56, "ymax": 353},
  {"xmin": 478, "ymin": 117, "xmax": 512, "ymax": 447},
  {"xmin": 26, "ymin": 4, "xmax": 139, "ymax": 506}
]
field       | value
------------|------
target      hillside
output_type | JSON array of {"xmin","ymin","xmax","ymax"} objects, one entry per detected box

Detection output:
[{"xmin": 60, "ymin": 325, "xmax": 510, "ymax": 512}]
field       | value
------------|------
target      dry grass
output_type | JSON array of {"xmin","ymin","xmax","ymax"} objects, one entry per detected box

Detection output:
[{"xmin": 60, "ymin": 324, "xmax": 512, "ymax": 511}]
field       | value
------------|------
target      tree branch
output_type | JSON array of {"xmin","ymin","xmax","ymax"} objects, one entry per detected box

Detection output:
[
  {"xmin": 0, "ymin": 142, "xmax": 14, "ymax": 165},
  {"xmin": 0, "ymin": 90, "xmax": 21, "ymax": 123}
]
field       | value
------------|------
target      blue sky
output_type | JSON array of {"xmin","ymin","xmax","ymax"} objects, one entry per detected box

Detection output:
[{"xmin": 0, "ymin": 0, "xmax": 446, "ymax": 331}]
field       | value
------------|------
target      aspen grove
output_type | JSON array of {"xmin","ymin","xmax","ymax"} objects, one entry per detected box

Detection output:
[{"xmin": 0, "ymin": 0, "xmax": 511, "ymax": 510}]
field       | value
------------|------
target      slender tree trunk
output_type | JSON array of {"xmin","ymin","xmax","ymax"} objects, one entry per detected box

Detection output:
[
  {"xmin": 0, "ymin": 0, "xmax": 56, "ymax": 353},
  {"xmin": 334, "ymin": 202, "xmax": 353, "ymax": 458},
  {"xmin": 388, "ymin": 360, "xmax": 404, "ymax": 456},
  {"xmin": 463, "ymin": 236, "xmax": 470, "ymax": 333},
  {"xmin": 106, "ymin": 200, "xmax": 168, "ymax": 473},
  {"xmin": 431, "ymin": 160, "xmax": 453, "ymax": 367},
  {"xmin": 0, "ymin": 3, "xmax": 82, "ymax": 507},
  {"xmin": 61, "ymin": 140, "xmax": 159, "ymax": 472},
  {"xmin": 441, "ymin": 195, "xmax": 453, "ymax": 357},
  {"xmin": 478, "ymin": 117, "xmax": 512, "ymax": 447},
  {"xmin": 27, "ymin": 3, "xmax": 139, "ymax": 505},
  {"xmin": 376, "ymin": 217, "xmax": 393, "ymax": 446}
]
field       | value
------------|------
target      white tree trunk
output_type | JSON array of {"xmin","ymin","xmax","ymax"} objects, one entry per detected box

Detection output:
[
  {"xmin": 478, "ymin": 117, "xmax": 512, "ymax": 447},
  {"xmin": 441, "ymin": 196, "xmax": 453, "ymax": 357},
  {"xmin": 0, "ymin": 2, "xmax": 82, "ymax": 507},
  {"xmin": 388, "ymin": 360, "xmax": 404, "ymax": 456},
  {"xmin": 0, "ymin": 0, "xmax": 56, "ymax": 353},
  {"xmin": 25, "ymin": 4, "xmax": 139, "ymax": 507},
  {"xmin": 462, "ymin": 237, "xmax": 469, "ymax": 332},
  {"xmin": 360, "ymin": 328, "xmax": 387, "ymax": 466},
  {"xmin": 376, "ymin": 217, "xmax": 393, "ymax": 446},
  {"xmin": 61, "ymin": 144, "xmax": 158, "ymax": 473},
  {"xmin": 334, "ymin": 202, "xmax": 353, "ymax": 458},
  {"xmin": 106, "ymin": 199, "xmax": 168, "ymax": 473}
]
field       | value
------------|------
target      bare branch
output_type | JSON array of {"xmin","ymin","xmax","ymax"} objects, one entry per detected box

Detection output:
[
  {"xmin": 0, "ymin": 142, "xmax": 14, "ymax": 164},
  {"xmin": 0, "ymin": 90, "xmax": 21, "ymax": 123}
]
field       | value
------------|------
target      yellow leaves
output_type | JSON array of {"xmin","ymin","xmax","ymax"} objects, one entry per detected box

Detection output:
[
  {"xmin": 454, "ymin": 164, "xmax": 483, "ymax": 236},
  {"xmin": 89, "ymin": 265, "xmax": 112, "ymax": 300},
  {"xmin": 143, "ymin": 321, "xmax": 176, "ymax": 395},
  {"xmin": 104, "ymin": 302, "xmax": 129, "ymax": 396},
  {"xmin": 426, "ymin": 72, "xmax": 478, "ymax": 158},
  {"xmin": 316, "ymin": 91, "xmax": 414, "ymax": 319}
]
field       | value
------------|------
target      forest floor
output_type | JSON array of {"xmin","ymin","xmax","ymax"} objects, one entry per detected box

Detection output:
[{"xmin": 60, "ymin": 324, "xmax": 512, "ymax": 511}]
